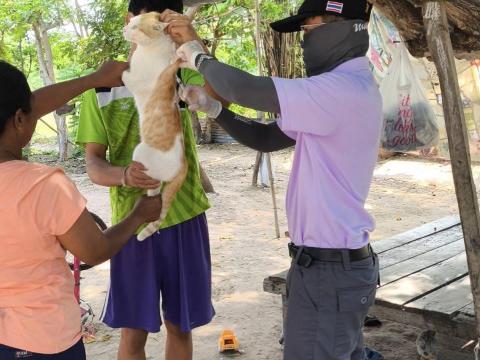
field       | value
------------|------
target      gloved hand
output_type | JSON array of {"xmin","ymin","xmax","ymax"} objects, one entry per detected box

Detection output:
[
  {"xmin": 179, "ymin": 85, "xmax": 222, "ymax": 119},
  {"xmin": 176, "ymin": 40, "xmax": 206, "ymax": 70}
]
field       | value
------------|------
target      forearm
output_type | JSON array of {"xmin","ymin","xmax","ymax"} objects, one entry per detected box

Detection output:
[
  {"xmin": 90, "ymin": 213, "xmax": 143, "ymax": 265},
  {"xmin": 86, "ymin": 156, "xmax": 124, "ymax": 187},
  {"xmin": 32, "ymin": 74, "xmax": 98, "ymax": 119},
  {"xmin": 204, "ymin": 81, "xmax": 229, "ymax": 108},
  {"xmin": 198, "ymin": 60, "xmax": 280, "ymax": 114},
  {"xmin": 215, "ymin": 108, "xmax": 295, "ymax": 152}
]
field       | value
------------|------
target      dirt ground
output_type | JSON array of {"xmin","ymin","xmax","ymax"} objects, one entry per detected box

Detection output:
[{"xmin": 64, "ymin": 144, "xmax": 480, "ymax": 360}]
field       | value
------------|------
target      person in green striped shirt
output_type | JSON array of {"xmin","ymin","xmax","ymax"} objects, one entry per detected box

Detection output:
[{"xmin": 76, "ymin": 2, "xmax": 225, "ymax": 359}]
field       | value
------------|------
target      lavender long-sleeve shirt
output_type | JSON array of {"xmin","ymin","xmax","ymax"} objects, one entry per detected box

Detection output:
[{"xmin": 273, "ymin": 57, "xmax": 382, "ymax": 249}]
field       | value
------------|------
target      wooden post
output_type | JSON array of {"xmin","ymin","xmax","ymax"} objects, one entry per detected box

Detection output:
[
  {"xmin": 252, "ymin": 0, "xmax": 281, "ymax": 238},
  {"xmin": 199, "ymin": 163, "xmax": 215, "ymax": 194},
  {"xmin": 252, "ymin": 0, "xmax": 267, "ymax": 187},
  {"xmin": 266, "ymin": 153, "xmax": 281, "ymax": 239},
  {"xmin": 252, "ymin": 151, "xmax": 262, "ymax": 186},
  {"xmin": 423, "ymin": 1, "xmax": 480, "ymax": 339}
]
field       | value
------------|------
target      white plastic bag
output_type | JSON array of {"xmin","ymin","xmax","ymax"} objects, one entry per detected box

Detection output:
[{"xmin": 380, "ymin": 44, "xmax": 439, "ymax": 152}]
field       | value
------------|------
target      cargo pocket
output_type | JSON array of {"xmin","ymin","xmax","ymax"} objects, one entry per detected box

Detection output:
[
  {"xmin": 332, "ymin": 284, "xmax": 377, "ymax": 358},
  {"xmin": 337, "ymin": 284, "xmax": 376, "ymax": 312}
]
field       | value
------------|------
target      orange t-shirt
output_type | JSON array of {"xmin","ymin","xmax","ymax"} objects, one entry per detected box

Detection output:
[{"xmin": 0, "ymin": 161, "xmax": 86, "ymax": 354}]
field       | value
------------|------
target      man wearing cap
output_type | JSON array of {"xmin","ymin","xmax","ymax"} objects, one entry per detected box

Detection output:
[{"xmin": 161, "ymin": 0, "xmax": 381, "ymax": 359}]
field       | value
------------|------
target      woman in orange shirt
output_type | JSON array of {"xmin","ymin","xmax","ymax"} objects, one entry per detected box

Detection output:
[{"xmin": 0, "ymin": 61, "xmax": 162, "ymax": 359}]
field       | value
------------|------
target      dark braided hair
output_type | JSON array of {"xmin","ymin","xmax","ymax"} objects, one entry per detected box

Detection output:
[
  {"xmin": 0, "ymin": 61, "xmax": 32, "ymax": 136},
  {"xmin": 128, "ymin": 0, "xmax": 183, "ymax": 15}
]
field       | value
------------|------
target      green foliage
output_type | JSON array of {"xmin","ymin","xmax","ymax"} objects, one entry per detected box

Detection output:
[
  {"xmin": 78, "ymin": 0, "xmax": 129, "ymax": 69},
  {"xmin": 1, "ymin": 0, "xmax": 306, "ymax": 141},
  {"xmin": 0, "ymin": 0, "xmax": 304, "ymax": 79}
]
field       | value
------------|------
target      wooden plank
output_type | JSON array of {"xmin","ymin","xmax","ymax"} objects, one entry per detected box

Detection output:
[
  {"xmin": 405, "ymin": 275, "xmax": 471, "ymax": 315},
  {"xmin": 371, "ymin": 303, "xmax": 477, "ymax": 341},
  {"xmin": 376, "ymin": 252, "xmax": 468, "ymax": 307},
  {"xmin": 378, "ymin": 226, "xmax": 463, "ymax": 269},
  {"xmin": 423, "ymin": 2, "xmax": 480, "ymax": 336},
  {"xmin": 263, "ymin": 270, "xmax": 288, "ymax": 295},
  {"xmin": 263, "ymin": 233, "xmax": 464, "ymax": 293},
  {"xmin": 379, "ymin": 240, "xmax": 465, "ymax": 286},
  {"xmin": 459, "ymin": 303, "xmax": 475, "ymax": 317},
  {"xmin": 372, "ymin": 215, "xmax": 460, "ymax": 254}
]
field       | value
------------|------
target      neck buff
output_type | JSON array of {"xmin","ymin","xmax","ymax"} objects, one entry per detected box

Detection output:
[{"xmin": 302, "ymin": 19, "xmax": 370, "ymax": 76}]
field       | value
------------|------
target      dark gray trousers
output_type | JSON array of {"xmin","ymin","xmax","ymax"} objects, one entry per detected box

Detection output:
[{"xmin": 283, "ymin": 250, "xmax": 379, "ymax": 360}]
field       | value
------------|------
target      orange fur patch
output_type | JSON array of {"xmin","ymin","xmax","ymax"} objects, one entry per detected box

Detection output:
[
  {"xmin": 136, "ymin": 12, "xmax": 163, "ymax": 38},
  {"xmin": 142, "ymin": 60, "xmax": 182, "ymax": 151}
]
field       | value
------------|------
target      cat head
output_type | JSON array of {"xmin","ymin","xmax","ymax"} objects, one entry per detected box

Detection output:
[{"xmin": 123, "ymin": 12, "xmax": 169, "ymax": 46}]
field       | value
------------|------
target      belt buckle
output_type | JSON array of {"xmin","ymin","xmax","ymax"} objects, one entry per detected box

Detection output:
[
  {"xmin": 288, "ymin": 243, "xmax": 296, "ymax": 258},
  {"xmin": 301, "ymin": 253, "xmax": 313, "ymax": 268}
]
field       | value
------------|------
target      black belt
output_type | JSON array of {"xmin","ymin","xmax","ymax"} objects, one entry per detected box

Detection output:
[{"xmin": 288, "ymin": 243, "xmax": 372, "ymax": 268}]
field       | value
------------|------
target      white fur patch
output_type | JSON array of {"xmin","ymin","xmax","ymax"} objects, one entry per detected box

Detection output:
[{"xmin": 132, "ymin": 134, "xmax": 184, "ymax": 182}]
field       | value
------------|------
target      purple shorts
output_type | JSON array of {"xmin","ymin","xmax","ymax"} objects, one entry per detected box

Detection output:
[{"xmin": 100, "ymin": 213, "xmax": 214, "ymax": 333}]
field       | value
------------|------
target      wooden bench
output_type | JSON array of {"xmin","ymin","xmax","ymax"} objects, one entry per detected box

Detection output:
[{"xmin": 263, "ymin": 216, "xmax": 477, "ymax": 356}]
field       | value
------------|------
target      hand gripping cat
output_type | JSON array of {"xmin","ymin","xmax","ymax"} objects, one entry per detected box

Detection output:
[{"xmin": 122, "ymin": 12, "xmax": 187, "ymax": 241}]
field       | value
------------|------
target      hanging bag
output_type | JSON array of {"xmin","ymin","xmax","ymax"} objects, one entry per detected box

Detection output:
[{"xmin": 380, "ymin": 44, "xmax": 439, "ymax": 152}]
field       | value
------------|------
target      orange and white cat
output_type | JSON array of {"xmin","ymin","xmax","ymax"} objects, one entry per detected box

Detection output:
[{"xmin": 122, "ymin": 12, "xmax": 187, "ymax": 241}]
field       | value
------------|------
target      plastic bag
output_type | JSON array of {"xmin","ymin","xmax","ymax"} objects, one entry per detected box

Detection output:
[{"xmin": 380, "ymin": 44, "xmax": 439, "ymax": 152}]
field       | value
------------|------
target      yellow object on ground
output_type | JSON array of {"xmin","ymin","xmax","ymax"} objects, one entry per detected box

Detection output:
[{"xmin": 218, "ymin": 329, "xmax": 240, "ymax": 353}]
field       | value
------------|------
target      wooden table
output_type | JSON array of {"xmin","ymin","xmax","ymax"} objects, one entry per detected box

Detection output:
[
  {"xmin": 264, "ymin": 216, "xmax": 476, "ymax": 350},
  {"xmin": 371, "ymin": 215, "xmax": 476, "ymax": 341}
]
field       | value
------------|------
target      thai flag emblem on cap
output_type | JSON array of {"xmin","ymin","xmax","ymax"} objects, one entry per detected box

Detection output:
[{"xmin": 326, "ymin": 1, "xmax": 344, "ymax": 14}]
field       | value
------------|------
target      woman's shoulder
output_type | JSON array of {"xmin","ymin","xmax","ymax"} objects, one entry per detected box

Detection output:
[
  {"xmin": 24, "ymin": 161, "xmax": 66, "ymax": 179},
  {"xmin": 0, "ymin": 160, "xmax": 69, "ymax": 190}
]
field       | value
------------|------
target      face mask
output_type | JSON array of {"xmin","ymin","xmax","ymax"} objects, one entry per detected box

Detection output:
[{"xmin": 301, "ymin": 19, "xmax": 370, "ymax": 76}]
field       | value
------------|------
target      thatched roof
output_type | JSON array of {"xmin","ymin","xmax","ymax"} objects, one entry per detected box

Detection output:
[{"xmin": 371, "ymin": 0, "xmax": 480, "ymax": 59}]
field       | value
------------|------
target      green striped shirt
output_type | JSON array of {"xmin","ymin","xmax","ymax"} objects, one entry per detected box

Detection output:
[{"xmin": 76, "ymin": 69, "xmax": 210, "ymax": 232}]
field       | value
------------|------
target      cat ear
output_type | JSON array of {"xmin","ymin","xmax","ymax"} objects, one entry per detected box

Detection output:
[{"xmin": 153, "ymin": 22, "xmax": 167, "ymax": 31}]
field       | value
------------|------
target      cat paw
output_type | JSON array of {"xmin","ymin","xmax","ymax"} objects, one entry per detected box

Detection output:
[{"xmin": 136, "ymin": 231, "xmax": 148, "ymax": 241}]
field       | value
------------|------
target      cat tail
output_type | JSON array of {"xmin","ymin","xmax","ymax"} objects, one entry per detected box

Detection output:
[
  {"xmin": 164, "ymin": 57, "xmax": 182, "ymax": 78},
  {"xmin": 136, "ymin": 187, "xmax": 162, "ymax": 241},
  {"xmin": 158, "ymin": 160, "xmax": 188, "ymax": 222}
]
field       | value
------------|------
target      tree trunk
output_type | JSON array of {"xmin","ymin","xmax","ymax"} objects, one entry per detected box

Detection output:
[
  {"xmin": 199, "ymin": 164, "xmax": 215, "ymax": 193},
  {"xmin": 64, "ymin": 2, "xmax": 82, "ymax": 39},
  {"xmin": 54, "ymin": 113, "xmax": 69, "ymax": 161},
  {"xmin": 32, "ymin": 19, "xmax": 69, "ymax": 161},
  {"xmin": 40, "ymin": 23, "xmax": 55, "ymax": 83},
  {"xmin": 69, "ymin": 18, "xmax": 82, "ymax": 38},
  {"xmin": 190, "ymin": 110, "xmax": 203, "ymax": 144},
  {"xmin": 204, "ymin": 117, "xmax": 213, "ymax": 144},
  {"xmin": 32, "ymin": 22, "xmax": 51, "ymax": 86},
  {"xmin": 75, "ymin": 0, "xmax": 89, "ymax": 37}
]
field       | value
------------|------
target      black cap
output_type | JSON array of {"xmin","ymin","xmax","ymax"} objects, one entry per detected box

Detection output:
[{"xmin": 270, "ymin": 0, "xmax": 371, "ymax": 33}]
